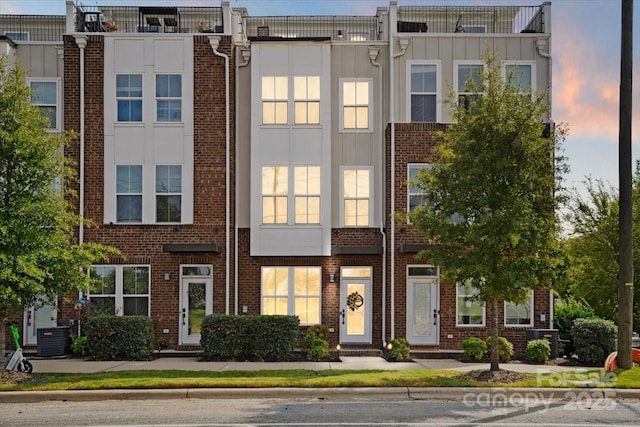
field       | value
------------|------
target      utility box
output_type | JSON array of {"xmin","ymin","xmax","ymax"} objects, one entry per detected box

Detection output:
[
  {"xmin": 526, "ymin": 329, "xmax": 560, "ymax": 359},
  {"xmin": 37, "ymin": 327, "xmax": 70, "ymax": 357}
]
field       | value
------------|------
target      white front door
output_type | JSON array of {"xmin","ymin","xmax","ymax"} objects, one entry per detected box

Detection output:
[
  {"xmin": 180, "ymin": 267, "xmax": 213, "ymax": 345},
  {"xmin": 406, "ymin": 266, "xmax": 439, "ymax": 345},
  {"xmin": 339, "ymin": 267, "xmax": 372, "ymax": 344},
  {"xmin": 23, "ymin": 299, "xmax": 58, "ymax": 346}
]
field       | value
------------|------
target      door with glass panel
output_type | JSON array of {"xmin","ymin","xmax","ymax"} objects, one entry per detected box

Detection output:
[
  {"xmin": 339, "ymin": 267, "xmax": 372, "ymax": 344},
  {"xmin": 23, "ymin": 299, "xmax": 58, "ymax": 346},
  {"xmin": 406, "ymin": 266, "xmax": 439, "ymax": 345},
  {"xmin": 180, "ymin": 265, "xmax": 212, "ymax": 345}
]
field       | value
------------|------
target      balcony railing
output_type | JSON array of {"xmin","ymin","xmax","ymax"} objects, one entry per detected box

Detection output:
[
  {"xmin": 75, "ymin": 5, "xmax": 224, "ymax": 34},
  {"xmin": 245, "ymin": 16, "xmax": 381, "ymax": 41},
  {"xmin": 397, "ymin": 5, "xmax": 546, "ymax": 34},
  {"xmin": 0, "ymin": 15, "xmax": 65, "ymax": 42}
]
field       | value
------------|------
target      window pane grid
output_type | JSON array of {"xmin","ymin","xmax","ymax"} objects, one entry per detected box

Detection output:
[
  {"xmin": 89, "ymin": 265, "xmax": 150, "ymax": 317},
  {"xmin": 262, "ymin": 76, "xmax": 288, "ymax": 124},
  {"xmin": 30, "ymin": 81, "xmax": 57, "ymax": 129},
  {"xmin": 410, "ymin": 64, "xmax": 437, "ymax": 122},
  {"xmin": 262, "ymin": 267, "xmax": 321, "ymax": 325},
  {"xmin": 116, "ymin": 74, "xmax": 143, "ymax": 122},
  {"xmin": 262, "ymin": 167, "xmax": 288, "ymax": 224},
  {"xmin": 342, "ymin": 81, "xmax": 369, "ymax": 129},
  {"xmin": 116, "ymin": 165, "xmax": 142, "ymax": 223},
  {"xmin": 456, "ymin": 283, "xmax": 485, "ymax": 325},
  {"xmin": 343, "ymin": 169, "xmax": 370, "ymax": 226},
  {"xmin": 156, "ymin": 74, "xmax": 182, "ymax": 122},
  {"xmin": 294, "ymin": 76, "xmax": 320, "ymax": 124}
]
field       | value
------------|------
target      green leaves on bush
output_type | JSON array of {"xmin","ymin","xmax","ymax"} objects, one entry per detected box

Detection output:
[
  {"xmin": 201, "ymin": 315, "xmax": 299, "ymax": 361},
  {"xmin": 572, "ymin": 317, "xmax": 617, "ymax": 366},
  {"xmin": 554, "ymin": 298, "xmax": 596, "ymax": 356},
  {"xmin": 388, "ymin": 338, "xmax": 411, "ymax": 362},
  {"xmin": 83, "ymin": 315, "xmax": 154, "ymax": 360},
  {"xmin": 463, "ymin": 337, "xmax": 487, "ymax": 361},
  {"xmin": 485, "ymin": 336, "xmax": 514, "ymax": 362},
  {"xmin": 71, "ymin": 336, "xmax": 88, "ymax": 357},
  {"xmin": 526, "ymin": 339, "xmax": 551, "ymax": 363},
  {"xmin": 304, "ymin": 325, "xmax": 330, "ymax": 361}
]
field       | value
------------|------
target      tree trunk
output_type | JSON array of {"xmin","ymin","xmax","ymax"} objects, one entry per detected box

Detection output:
[{"xmin": 490, "ymin": 296, "xmax": 500, "ymax": 371}]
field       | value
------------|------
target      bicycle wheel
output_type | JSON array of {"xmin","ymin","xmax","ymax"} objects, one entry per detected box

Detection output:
[{"xmin": 18, "ymin": 360, "xmax": 33, "ymax": 374}]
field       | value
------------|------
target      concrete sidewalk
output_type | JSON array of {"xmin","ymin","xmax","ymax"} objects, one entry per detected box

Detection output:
[{"xmin": 27, "ymin": 355, "xmax": 586, "ymax": 374}]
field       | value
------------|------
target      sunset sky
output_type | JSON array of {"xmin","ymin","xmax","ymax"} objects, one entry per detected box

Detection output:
[{"xmin": 2, "ymin": 0, "xmax": 638, "ymax": 199}]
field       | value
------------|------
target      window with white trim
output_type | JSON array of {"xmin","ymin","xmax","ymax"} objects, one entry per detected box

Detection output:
[
  {"xmin": 261, "ymin": 266, "xmax": 321, "ymax": 325},
  {"xmin": 28, "ymin": 80, "xmax": 59, "ymax": 130},
  {"xmin": 456, "ymin": 282, "xmax": 485, "ymax": 326},
  {"xmin": 342, "ymin": 168, "xmax": 371, "ymax": 227},
  {"xmin": 156, "ymin": 165, "xmax": 182, "ymax": 223},
  {"xmin": 116, "ymin": 74, "xmax": 143, "ymax": 122},
  {"xmin": 156, "ymin": 74, "xmax": 182, "ymax": 122},
  {"xmin": 408, "ymin": 163, "xmax": 430, "ymax": 214},
  {"xmin": 455, "ymin": 62, "xmax": 484, "ymax": 110},
  {"xmin": 294, "ymin": 166, "xmax": 320, "ymax": 224},
  {"xmin": 89, "ymin": 265, "xmax": 150, "ymax": 316},
  {"xmin": 262, "ymin": 76, "xmax": 288, "ymax": 124},
  {"xmin": 116, "ymin": 165, "xmax": 142, "ymax": 223},
  {"xmin": 409, "ymin": 62, "xmax": 439, "ymax": 122},
  {"xmin": 503, "ymin": 62, "xmax": 536, "ymax": 94},
  {"xmin": 505, "ymin": 291, "xmax": 534, "ymax": 326},
  {"xmin": 340, "ymin": 79, "xmax": 371, "ymax": 131},
  {"xmin": 294, "ymin": 76, "xmax": 320, "ymax": 124},
  {"xmin": 262, "ymin": 166, "xmax": 288, "ymax": 224}
]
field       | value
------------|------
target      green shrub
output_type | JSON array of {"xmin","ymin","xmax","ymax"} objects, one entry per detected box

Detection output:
[
  {"xmin": 526, "ymin": 339, "xmax": 551, "ymax": 363},
  {"xmin": 388, "ymin": 338, "xmax": 411, "ymax": 361},
  {"xmin": 303, "ymin": 324, "xmax": 330, "ymax": 348},
  {"xmin": 572, "ymin": 317, "xmax": 617, "ymax": 366},
  {"xmin": 463, "ymin": 337, "xmax": 487, "ymax": 361},
  {"xmin": 485, "ymin": 336, "xmax": 514, "ymax": 362},
  {"xmin": 71, "ymin": 336, "xmax": 88, "ymax": 357},
  {"xmin": 306, "ymin": 337, "xmax": 330, "ymax": 360},
  {"xmin": 83, "ymin": 315, "xmax": 154, "ymax": 360},
  {"xmin": 201, "ymin": 315, "xmax": 299, "ymax": 361},
  {"xmin": 554, "ymin": 298, "xmax": 596, "ymax": 356}
]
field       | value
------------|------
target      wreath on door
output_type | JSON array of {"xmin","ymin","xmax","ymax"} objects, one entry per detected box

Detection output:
[{"xmin": 347, "ymin": 291, "xmax": 364, "ymax": 311}]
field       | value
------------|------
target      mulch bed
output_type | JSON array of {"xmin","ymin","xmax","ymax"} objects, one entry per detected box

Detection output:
[{"xmin": 455, "ymin": 369, "xmax": 530, "ymax": 383}]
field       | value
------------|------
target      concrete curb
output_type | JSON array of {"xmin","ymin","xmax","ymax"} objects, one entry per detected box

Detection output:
[{"xmin": 3, "ymin": 387, "xmax": 640, "ymax": 404}]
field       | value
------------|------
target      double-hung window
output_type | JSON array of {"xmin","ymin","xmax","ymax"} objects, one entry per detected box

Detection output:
[
  {"xmin": 505, "ymin": 291, "xmax": 534, "ymax": 326},
  {"xmin": 294, "ymin": 166, "xmax": 320, "ymax": 224},
  {"xmin": 262, "ymin": 76, "xmax": 288, "ymax": 124},
  {"xmin": 408, "ymin": 163, "xmax": 431, "ymax": 215},
  {"xmin": 455, "ymin": 62, "xmax": 484, "ymax": 110},
  {"xmin": 156, "ymin": 74, "xmax": 182, "ymax": 122},
  {"xmin": 156, "ymin": 165, "xmax": 182, "ymax": 223},
  {"xmin": 89, "ymin": 265, "xmax": 150, "ymax": 316},
  {"xmin": 261, "ymin": 266, "xmax": 321, "ymax": 325},
  {"xmin": 342, "ymin": 168, "xmax": 371, "ymax": 227},
  {"xmin": 340, "ymin": 79, "xmax": 371, "ymax": 131},
  {"xmin": 456, "ymin": 282, "xmax": 485, "ymax": 326},
  {"xmin": 409, "ymin": 62, "xmax": 439, "ymax": 122},
  {"xmin": 116, "ymin": 165, "xmax": 142, "ymax": 223},
  {"xmin": 116, "ymin": 74, "xmax": 143, "ymax": 122},
  {"xmin": 294, "ymin": 76, "xmax": 320, "ymax": 124},
  {"xmin": 28, "ymin": 80, "xmax": 59, "ymax": 130},
  {"xmin": 262, "ymin": 166, "xmax": 288, "ymax": 224},
  {"xmin": 503, "ymin": 62, "xmax": 536, "ymax": 94}
]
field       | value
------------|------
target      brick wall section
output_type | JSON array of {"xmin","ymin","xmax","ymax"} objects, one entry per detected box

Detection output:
[
  {"xmin": 56, "ymin": 35, "xmax": 236, "ymax": 349},
  {"xmin": 386, "ymin": 122, "xmax": 553, "ymax": 355}
]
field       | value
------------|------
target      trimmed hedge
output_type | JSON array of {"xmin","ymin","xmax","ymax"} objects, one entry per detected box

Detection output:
[
  {"xmin": 572, "ymin": 317, "xmax": 617, "ymax": 366},
  {"xmin": 554, "ymin": 298, "xmax": 596, "ymax": 357},
  {"xmin": 388, "ymin": 338, "xmax": 411, "ymax": 362},
  {"xmin": 526, "ymin": 339, "xmax": 551, "ymax": 363},
  {"xmin": 485, "ymin": 336, "xmax": 514, "ymax": 362},
  {"xmin": 201, "ymin": 315, "xmax": 299, "ymax": 361},
  {"xmin": 83, "ymin": 315, "xmax": 154, "ymax": 360},
  {"xmin": 463, "ymin": 337, "xmax": 487, "ymax": 361}
]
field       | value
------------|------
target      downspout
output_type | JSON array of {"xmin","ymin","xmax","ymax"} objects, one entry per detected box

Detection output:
[
  {"xmin": 209, "ymin": 36, "xmax": 230, "ymax": 315},
  {"xmin": 75, "ymin": 34, "xmax": 87, "ymax": 338},
  {"xmin": 369, "ymin": 46, "xmax": 386, "ymax": 347},
  {"xmin": 236, "ymin": 47, "xmax": 251, "ymax": 315},
  {"xmin": 389, "ymin": 1, "xmax": 408, "ymax": 341}
]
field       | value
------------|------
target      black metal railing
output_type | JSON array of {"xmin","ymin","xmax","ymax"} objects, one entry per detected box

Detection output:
[
  {"xmin": 75, "ymin": 5, "xmax": 224, "ymax": 34},
  {"xmin": 245, "ymin": 16, "xmax": 380, "ymax": 40},
  {"xmin": 397, "ymin": 5, "xmax": 545, "ymax": 34},
  {"xmin": 0, "ymin": 15, "xmax": 65, "ymax": 42}
]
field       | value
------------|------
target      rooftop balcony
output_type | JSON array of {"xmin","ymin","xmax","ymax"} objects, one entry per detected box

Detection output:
[
  {"xmin": 245, "ymin": 16, "xmax": 381, "ymax": 41},
  {"xmin": 0, "ymin": 15, "xmax": 65, "ymax": 42}
]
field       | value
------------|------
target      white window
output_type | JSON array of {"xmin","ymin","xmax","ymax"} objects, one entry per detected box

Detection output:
[
  {"xmin": 505, "ymin": 291, "xmax": 534, "ymax": 326},
  {"xmin": 262, "ymin": 76, "xmax": 288, "ymax": 124},
  {"xmin": 89, "ymin": 265, "xmax": 150, "ymax": 316},
  {"xmin": 342, "ymin": 168, "xmax": 371, "ymax": 227},
  {"xmin": 456, "ymin": 282, "xmax": 485, "ymax": 326},
  {"xmin": 503, "ymin": 61, "xmax": 536, "ymax": 94},
  {"xmin": 454, "ymin": 61, "xmax": 484, "ymax": 110},
  {"xmin": 261, "ymin": 266, "xmax": 321, "ymax": 325},
  {"xmin": 408, "ymin": 163, "xmax": 430, "ymax": 215},
  {"xmin": 340, "ymin": 79, "xmax": 371, "ymax": 131},
  {"xmin": 116, "ymin": 165, "xmax": 142, "ymax": 223},
  {"xmin": 4, "ymin": 31, "xmax": 29, "ymax": 41},
  {"xmin": 294, "ymin": 166, "xmax": 320, "ymax": 224},
  {"xmin": 28, "ymin": 79, "xmax": 60, "ymax": 131},
  {"xmin": 116, "ymin": 74, "xmax": 143, "ymax": 122},
  {"xmin": 156, "ymin": 74, "xmax": 182, "ymax": 122},
  {"xmin": 408, "ymin": 61, "xmax": 440, "ymax": 122},
  {"xmin": 262, "ymin": 166, "xmax": 288, "ymax": 224},
  {"xmin": 156, "ymin": 165, "xmax": 182, "ymax": 223},
  {"xmin": 294, "ymin": 76, "xmax": 320, "ymax": 124}
]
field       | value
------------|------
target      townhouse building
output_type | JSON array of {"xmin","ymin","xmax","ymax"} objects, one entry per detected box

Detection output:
[{"xmin": 1, "ymin": 1, "xmax": 554, "ymax": 356}]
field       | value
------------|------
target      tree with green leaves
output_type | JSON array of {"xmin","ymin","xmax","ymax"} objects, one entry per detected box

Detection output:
[
  {"xmin": 408, "ymin": 52, "xmax": 567, "ymax": 371},
  {"xmin": 0, "ymin": 55, "xmax": 116, "ymax": 359}
]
